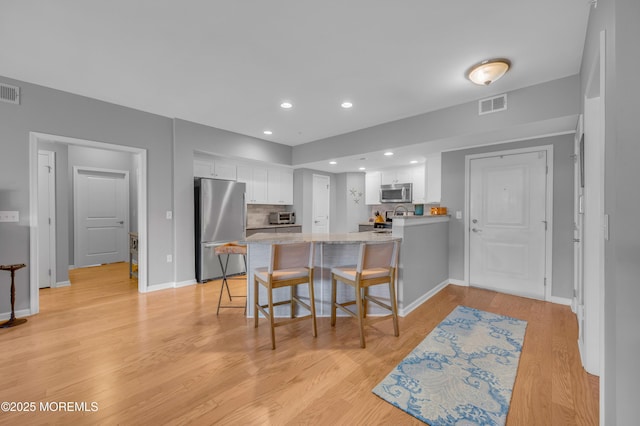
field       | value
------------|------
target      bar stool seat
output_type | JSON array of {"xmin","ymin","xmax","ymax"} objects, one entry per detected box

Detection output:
[
  {"xmin": 1, "ymin": 263, "xmax": 27, "ymax": 328},
  {"xmin": 214, "ymin": 242, "xmax": 247, "ymax": 315}
]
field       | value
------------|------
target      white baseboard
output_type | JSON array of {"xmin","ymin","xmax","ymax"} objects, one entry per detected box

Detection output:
[
  {"xmin": 143, "ymin": 281, "xmax": 175, "ymax": 292},
  {"xmin": 448, "ymin": 278, "xmax": 467, "ymax": 286},
  {"xmin": 55, "ymin": 280, "xmax": 71, "ymax": 288},
  {"xmin": 0, "ymin": 308, "xmax": 32, "ymax": 321},
  {"xmin": 399, "ymin": 279, "xmax": 449, "ymax": 317},
  {"xmin": 550, "ymin": 296, "xmax": 572, "ymax": 306},
  {"xmin": 175, "ymin": 279, "xmax": 197, "ymax": 288}
]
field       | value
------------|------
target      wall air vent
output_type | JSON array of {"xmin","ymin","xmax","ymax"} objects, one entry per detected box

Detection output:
[
  {"xmin": 478, "ymin": 93, "xmax": 507, "ymax": 115},
  {"xmin": 0, "ymin": 83, "xmax": 20, "ymax": 105}
]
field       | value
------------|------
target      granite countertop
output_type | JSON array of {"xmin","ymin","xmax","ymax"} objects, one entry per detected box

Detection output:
[{"xmin": 243, "ymin": 231, "xmax": 400, "ymax": 244}]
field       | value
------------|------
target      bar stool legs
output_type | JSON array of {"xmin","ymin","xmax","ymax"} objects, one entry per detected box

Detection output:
[
  {"xmin": 1, "ymin": 263, "xmax": 27, "ymax": 328},
  {"xmin": 215, "ymin": 244, "xmax": 247, "ymax": 315}
]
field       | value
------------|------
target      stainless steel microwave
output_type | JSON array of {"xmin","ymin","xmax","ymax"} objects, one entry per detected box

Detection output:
[{"xmin": 380, "ymin": 183, "xmax": 412, "ymax": 203}]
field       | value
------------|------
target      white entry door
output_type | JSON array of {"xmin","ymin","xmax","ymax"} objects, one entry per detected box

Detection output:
[
  {"xmin": 74, "ymin": 167, "xmax": 129, "ymax": 267},
  {"xmin": 38, "ymin": 151, "xmax": 56, "ymax": 288},
  {"xmin": 312, "ymin": 174, "xmax": 330, "ymax": 233},
  {"xmin": 468, "ymin": 150, "xmax": 548, "ymax": 299}
]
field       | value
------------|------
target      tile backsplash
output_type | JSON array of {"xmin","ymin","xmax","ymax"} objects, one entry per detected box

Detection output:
[{"xmin": 247, "ymin": 204, "xmax": 292, "ymax": 227}]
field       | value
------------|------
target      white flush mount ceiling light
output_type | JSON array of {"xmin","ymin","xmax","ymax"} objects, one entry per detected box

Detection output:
[
  {"xmin": 384, "ymin": 151, "xmax": 394, "ymax": 156},
  {"xmin": 466, "ymin": 58, "xmax": 511, "ymax": 86},
  {"xmin": 359, "ymin": 167, "xmax": 366, "ymax": 171},
  {"xmin": 263, "ymin": 130, "xmax": 273, "ymax": 135},
  {"xmin": 329, "ymin": 161, "xmax": 337, "ymax": 165},
  {"xmin": 410, "ymin": 160, "xmax": 418, "ymax": 164},
  {"xmin": 280, "ymin": 101, "xmax": 293, "ymax": 109},
  {"xmin": 341, "ymin": 101, "xmax": 353, "ymax": 109}
]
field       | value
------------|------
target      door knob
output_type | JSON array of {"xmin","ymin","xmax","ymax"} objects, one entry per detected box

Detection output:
[
  {"xmin": 472, "ymin": 228, "xmax": 482, "ymax": 233},
  {"xmin": 117, "ymin": 221, "xmax": 124, "ymax": 224},
  {"xmin": 472, "ymin": 219, "xmax": 478, "ymax": 223}
]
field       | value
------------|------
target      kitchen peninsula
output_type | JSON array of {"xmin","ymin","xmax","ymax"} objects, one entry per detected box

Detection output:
[{"xmin": 243, "ymin": 215, "xmax": 449, "ymax": 318}]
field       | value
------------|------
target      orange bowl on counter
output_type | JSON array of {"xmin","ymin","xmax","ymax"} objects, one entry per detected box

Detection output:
[{"xmin": 430, "ymin": 207, "xmax": 448, "ymax": 215}]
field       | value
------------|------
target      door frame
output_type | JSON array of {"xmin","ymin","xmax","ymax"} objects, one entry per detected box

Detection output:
[
  {"xmin": 312, "ymin": 174, "xmax": 330, "ymax": 233},
  {"xmin": 73, "ymin": 166, "xmax": 130, "ymax": 268},
  {"xmin": 29, "ymin": 132, "xmax": 148, "ymax": 315},
  {"xmin": 37, "ymin": 150, "xmax": 57, "ymax": 288},
  {"xmin": 463, "ymin": 144, "xmax": 554, "ymax": 301}
]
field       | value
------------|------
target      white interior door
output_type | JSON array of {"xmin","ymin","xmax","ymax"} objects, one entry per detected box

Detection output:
[
  {"xmin": 312, "ymin": 174, "xmax": 330, "ymax": 233},
  {"xmin": 38, "ymin": 151, "xmax": 56, "ymax": 288},
  {"xmin": 74, "ymin": 167, "xmax": 129, "ymax": 267},
  {"xmin": 469, "ymin": 150, "xmax": 548, "ymax": 299}
]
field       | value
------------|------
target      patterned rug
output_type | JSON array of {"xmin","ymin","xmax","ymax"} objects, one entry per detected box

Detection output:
[{"xmin": 372, "ymin": 306, "xmax": 527, "ymax": 425}]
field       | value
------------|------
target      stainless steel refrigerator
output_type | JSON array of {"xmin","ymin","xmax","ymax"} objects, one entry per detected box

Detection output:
[{"xmin": 195, "ymin": 178, "xmax": 246, "ymax": 282}]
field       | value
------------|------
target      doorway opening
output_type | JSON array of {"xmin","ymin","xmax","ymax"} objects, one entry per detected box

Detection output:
[{"xmin": 29, "ymin": 132, "xmax": 148, "ymax": 315}]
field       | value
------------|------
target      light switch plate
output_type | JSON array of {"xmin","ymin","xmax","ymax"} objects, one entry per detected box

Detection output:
[
  {"xmin": 0, "ymin": 211, "xmax": 19, "ymax": 222},
  {"xmin": 455, "ymin": 211, "xmax": 462, "ymax": 220},
  {"xmin": 166, "ymin": 211, "xmax": 173, "ymax": 220}
]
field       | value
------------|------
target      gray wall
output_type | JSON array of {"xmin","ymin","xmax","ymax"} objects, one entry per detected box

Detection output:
[
  {"xmin": 441, "ymin": 134, "xmax": 575, "ymax": 299},
  {"xmin": 292, "ymin": 75, "xmax": 580, "ymax": 165},
  {"xmin": 0, "ymin": 75, "xmax": 174, "ymax": 315},
  {"xmin": 172, "ymin": 118, "xmax": 292, "ymax": 284},
  {"xmin": 333, "ymin": 172, "xmax": 369, "ymax": 233},
  {"xmin": 583, "ymin": 0, "xmax": 640, "ymax": 423}
]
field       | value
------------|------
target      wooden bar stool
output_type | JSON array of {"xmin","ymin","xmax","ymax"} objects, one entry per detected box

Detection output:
[
  {"xmin": 1, "ymin": 263, "xmax": 28, "ymax": 328},
  {"xmin": 214, "ymin": 242, "xmax": 247, "ymax": 315},
  {"xmin": 330, "ymin": 241, "xmax": 399, "ymax": 348},
  {"xmin": 253, "ymin": 242, "xmax": 316, "ymax": 349}
]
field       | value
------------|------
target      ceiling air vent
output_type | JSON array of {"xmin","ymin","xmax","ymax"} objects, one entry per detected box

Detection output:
[
  {"xmin": 0, "ymin": 83, "xmax": 20, "ymax": 105},
  {"xmin": 478, "ymin": 93, "xmax": 507, "ymax": 115}
]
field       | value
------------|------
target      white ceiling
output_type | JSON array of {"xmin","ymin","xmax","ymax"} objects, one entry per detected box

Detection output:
[{"xmin": 1, "ymin": 1, "xmax": 590, "ymax": 159}]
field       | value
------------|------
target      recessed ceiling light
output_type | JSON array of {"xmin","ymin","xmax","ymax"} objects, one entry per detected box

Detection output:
[
  {"xmin": 410, "ymin": 160, "xmax": 418, "ymax": 164},
  {"xmin": 263, "ymin": 130, "xmax": 273, "ymax": 135},
  {"xmin": 341, "ymin": 101, "xmax": 353, "ymax": 109},
  {"xmin": 280, "ymin": 102, "xmax": 293, "ymax": 109},
  {"xmin": 329, "ymin": 161, "xmax": 337, "ymax": 165},
  {"xmin": 384, "ymin": 152, "xmax": 394, "ymax": 156},
  {"xmin": 359, "ymin": 167, "xmax": 366, "ymax": 171}
]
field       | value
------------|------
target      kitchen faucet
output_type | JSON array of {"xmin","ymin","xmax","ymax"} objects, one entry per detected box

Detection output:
[{"xmin": 393, "ymin": 205, "xmax": 408, "ymax": 216}]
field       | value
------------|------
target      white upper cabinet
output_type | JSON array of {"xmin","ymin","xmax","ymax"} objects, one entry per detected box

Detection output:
[
  {"xmin": 381, "ymin": 168, "xmax": 413, "ymax": 185},
  {"xmin": 411, "ymin": 165, "xmax": 426, "ymax": 203},
  {"xmin": 426, "ymin": 154, "xmax": 442, "ymax": 203},
  {"xmin": 237, "ymin": 164, "xmax": 268, "ymax": 204},
  {"xmin": 267, "ymin": 167, "xmax": 293, "ymax": 205},
  {"xmin": 193, "ymin": 157, "xmax": 237, "ymax": 180},
  {"xmin": 365, "ymin": 171, "xmax": 381, "ymax": 204}
]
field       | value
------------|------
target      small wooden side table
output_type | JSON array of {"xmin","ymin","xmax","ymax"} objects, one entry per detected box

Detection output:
[{"xmin": 1, "ymin": 263, "xmax": 27, "ymax": 328}]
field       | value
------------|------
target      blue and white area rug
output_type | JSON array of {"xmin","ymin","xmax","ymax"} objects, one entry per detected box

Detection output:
[{"xmin": 373, "ymin": 305, "xmax": 527, "ymax": 425}]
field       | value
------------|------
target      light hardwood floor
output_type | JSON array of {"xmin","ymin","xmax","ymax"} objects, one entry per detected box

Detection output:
[{"xmin": 0, "ymin": 262, "xmax": 598, "ymax": 425}]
